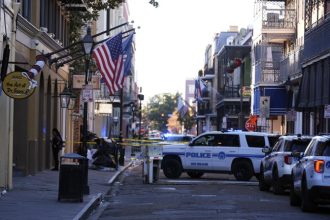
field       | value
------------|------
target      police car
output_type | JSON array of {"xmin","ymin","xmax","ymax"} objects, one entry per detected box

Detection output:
[
  {"xmin": 290, "ymin": 135, "xmax": 330, "ymax": 212},
  {"xmin": 259, "ymin": 135, "xmax": 312, "ymax": 194},
  {"xmin": 161, "ymin": 131, "xmax": 279, "ymax": 181}
]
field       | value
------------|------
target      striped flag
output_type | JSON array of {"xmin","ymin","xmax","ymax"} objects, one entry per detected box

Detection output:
[{"xmin": 92, "ymin": 32, "xmax": 124, "ymax": 95}]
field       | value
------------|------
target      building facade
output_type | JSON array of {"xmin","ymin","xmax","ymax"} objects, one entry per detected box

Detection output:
[{"xmin": 296, "ymin": 0, "xmax": 330, "ymax": 135}]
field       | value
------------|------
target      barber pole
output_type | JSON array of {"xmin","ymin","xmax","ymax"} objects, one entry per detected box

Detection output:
[{"xmin": 22, "ymin": 54, "xmax": 47, "ymax": 89}]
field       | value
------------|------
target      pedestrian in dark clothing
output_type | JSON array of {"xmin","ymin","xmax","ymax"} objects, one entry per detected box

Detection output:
[{"xmin": 51, "ymin": 128, "xmax": 64, "ymax": 171}]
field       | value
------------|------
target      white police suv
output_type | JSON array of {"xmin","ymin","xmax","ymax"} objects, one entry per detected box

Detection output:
[
  {"xmin": 259, "ymin": 135, "xmax": 312, "ymax": 194},
  {"xmin": 290, "ymin": 135, "xmax": 330, "ymax": 212},
  {"xmin": 161, "ymin": 131, "xmax": 279, "ymax": 181}
]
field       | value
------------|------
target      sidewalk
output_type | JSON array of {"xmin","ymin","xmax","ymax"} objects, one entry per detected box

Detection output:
[{"xmin": 0, "ymin": 160, "xmax": 133, "ymax": 220}]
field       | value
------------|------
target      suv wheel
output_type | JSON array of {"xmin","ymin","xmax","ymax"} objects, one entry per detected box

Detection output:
[
  {"xmin": 232, "ymin": 160, "xmax": 253, "ymax": 181},
  {"xmin": 259, "ymin": 166, "xmax": 270, "ymax": 191},
  {"xmin": 301, "ymin": 177, "xmax": 316, "ymax": 212},
  {"xmin": 187, "ymin": 171, "xmax": 204, "ymax": 179},
  {"xmin": 272, "ymin": 166, "xmax": 284, "ymax": 195},
  {"xmin": 162, "ymin": 158, "xmax": 182, "ymax": 179}
]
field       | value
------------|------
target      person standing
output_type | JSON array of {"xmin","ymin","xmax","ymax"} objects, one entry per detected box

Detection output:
[{"xmin": 51, "ymin": 128, "xmax": 64, "ymax": 171}]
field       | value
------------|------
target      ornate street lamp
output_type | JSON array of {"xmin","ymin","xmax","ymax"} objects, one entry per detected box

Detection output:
[
  {"xmin": 81, "ymin": 26, "xmax": 94, "ymax": 195},
  {"xmin": 68, "ymin": 92, "xmax": 77, "ymax": 110},
  {"xmin": 137, "ymin": 92, "xmax": 144, "ymax": 139},
  {"xmin": 284, "ymin": 76, "xmax": 292, "ymax": 92},
  {"xmin": 59, "ymin": 86, "xmax": 71, "ymax": 108}
]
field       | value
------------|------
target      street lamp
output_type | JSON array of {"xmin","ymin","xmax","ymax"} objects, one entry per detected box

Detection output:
[
  {"xmin": 59, "ymin": 86, "xmax": 71, "ymax": 108},
  {"xmin": 60, "ymin": 86, "xmax": 77, "ymax": 110},
  {"xmin": 68, "ymin": 92, "xmax": 77, "ymax": 110},
  {"xmin": 81, "ymin": 26, "xmax": 94, "ymax": 195},
  {"xmin": 137, "ymin": 93, "xmax": 144, "ymax": 139}
]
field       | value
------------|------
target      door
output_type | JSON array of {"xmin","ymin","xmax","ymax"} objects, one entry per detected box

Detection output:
[{"xmin": 183, "ymin": 134, "xmax": 215, "ymax": 170}]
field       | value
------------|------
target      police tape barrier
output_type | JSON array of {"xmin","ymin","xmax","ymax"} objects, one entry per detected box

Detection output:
[{"xmin": 72, "ymin": 138, "xmax": 190, "ymax": 147}]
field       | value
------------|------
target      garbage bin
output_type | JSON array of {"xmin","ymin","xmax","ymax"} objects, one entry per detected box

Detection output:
[{"xmin": 58, "ymin": 153, "xmax": 86, "ymax": 202}]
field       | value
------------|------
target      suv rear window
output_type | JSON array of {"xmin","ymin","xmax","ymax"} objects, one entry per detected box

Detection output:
[
  {"xmin": 284, "ymin": 139, "xmax": 311, "ymax": 152},
  {"xmin": 245, "ymin": 135, "xmax": 265, "ymax": 148},
  {"xmin": 315, "ymin": 141, "xmax": 330, "ymax": 156}
]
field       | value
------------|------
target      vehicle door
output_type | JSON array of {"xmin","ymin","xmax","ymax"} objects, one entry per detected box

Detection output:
[
  {"xmin": 183, "ymin": 134, "xmax": 215, "ymax": 170},
  {"xmin": 292, "ymin": 140, "xmax": 315, "ymax": 190},
  {"xmin": 313, "ymin": 140, "xmax": 330, "ymax": 185},
  {"xmin": 263, "ymin": 139, "xmax": 283, "ymax": 180},
  {"xmin": 208, "ymin": 133, "xmax": 240, "ymax": 171}
]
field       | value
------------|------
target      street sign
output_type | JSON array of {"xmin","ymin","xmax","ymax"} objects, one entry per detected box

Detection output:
[
  {"xmin": 245, "ymin": 115, "xmax": 258, "ymax": 131},
  {"xmin": 325, "ymin": 105, "xmax": 330, "ymax": 118},
  {"xmin": 260, "ymin": 96, "xmax": 270, "ymax": 118},
  {"xmin": 82, "ymin": 84, "xmax": 93, "ymax": 102}
]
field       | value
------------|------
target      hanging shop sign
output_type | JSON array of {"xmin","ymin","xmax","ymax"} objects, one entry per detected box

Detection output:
[
  {"xmin": 1, "ymin": 71, "xmax": 35, "ymax": 99},
  {"xmin": 73, "ymin": 75, "xmax": 101, "ymax": 90}
]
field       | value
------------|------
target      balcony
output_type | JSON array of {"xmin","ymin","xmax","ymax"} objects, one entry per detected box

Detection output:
[
  {"xmin": 255, "ymin": 61, "xmax": 280, "ymax": 85},
  {"xmin": 279, "ymin": 47, "xmax": 303, "ymax": 82},
  {"xmin": 303, "ymin": 15, "xmax": 330, "ymax": 63},
  {"xmin": 256, "ymin": 8, "xmax": 296, "ymax": 43}
]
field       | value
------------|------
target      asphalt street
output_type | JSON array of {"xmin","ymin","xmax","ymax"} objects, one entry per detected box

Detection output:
[{"xmin": 87, "ymin": 162, "xmax": 330, "ymax": 220}]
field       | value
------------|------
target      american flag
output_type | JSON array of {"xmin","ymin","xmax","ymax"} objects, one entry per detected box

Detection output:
[{"xmin": 92, "ymin": 33, "xmax": 124, "ymax": 95}]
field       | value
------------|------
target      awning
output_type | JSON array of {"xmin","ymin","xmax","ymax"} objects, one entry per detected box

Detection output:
[
  {"xmin": 218, "ymin": 45, "xmax": 251, "ymax": 59},
  {"xmin": 296, "ymin": 57, "xmax": 330, "ymax": 109}
]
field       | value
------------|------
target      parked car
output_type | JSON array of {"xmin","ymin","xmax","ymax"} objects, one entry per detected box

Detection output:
[
  {"xmin": 161, "ymin": 131, "xmax": 278, "ymax": 181},
  {"xmin": 259, "ymin": 135, "xmax": 312, "ymax": 194},
  {"xmin": 290, "ymin": 135, "xmax": 330, "ymax": 212}
]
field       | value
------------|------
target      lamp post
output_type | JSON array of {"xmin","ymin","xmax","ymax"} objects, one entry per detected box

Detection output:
[
  {"xmin": 60, "ymin": 86, "xmax": 77, "ymax": 109},
  {"xmin": 284, "ymin": 76, "xmax": 293, "ymax": 134},
  {"xmin": 81, "ymin": 26, "xmax": 94, "ymax": 195},
  {"xmin": 137, "ymin": 92, "xmax": 144, "ymax": 139}
]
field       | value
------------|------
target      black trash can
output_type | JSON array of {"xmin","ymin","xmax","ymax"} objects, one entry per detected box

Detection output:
[{"xmin": 58, "ymin": 153, "xmax": 86, "ymax": 202}]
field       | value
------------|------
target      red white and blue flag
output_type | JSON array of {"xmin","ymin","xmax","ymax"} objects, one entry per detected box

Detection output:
[{"xmin": 92, "ymin": 32, "xmax": 124, "ymax": 95}]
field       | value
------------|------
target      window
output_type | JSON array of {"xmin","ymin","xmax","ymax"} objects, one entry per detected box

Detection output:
[
  {"xmin": 193, "ymin": 134, "xmax": 216, "ymax": 146},
  {"xmin": 246, "ymin": 135, "xmax": 265, "ymax": 148},
  {"xmin": 304, "ymin": 140, "xmax": 315, "ymax": 156},
  {"xmin": 217, "ymin": 134, "xmax": 240, "ymax": 147},
  {"xmin": 268, "ymin": 135, "xmax": 280, "ymax": 148},
  {"xmin": 20, "ymin": 0, "xmax": 31, "ymax": 21},
  {"xmin": 272, "ymin": 140, "xmax": 282, "ymax": 152},
  {"xmin": 284, "ymin": 139, "xmax": 311, "ymax": 152},
  {"xmin": 315, "ymin": 141, "xmax": 330, "ymax": 156}
]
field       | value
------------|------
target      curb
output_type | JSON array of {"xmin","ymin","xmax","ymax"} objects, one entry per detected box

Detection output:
[
  {"xmin": 73, "ymin": 193, "xmax": 103, "ymax": 220},
  {"xmin": 73, "ymin": 161, "xmax": 133, "ymax": 220}
]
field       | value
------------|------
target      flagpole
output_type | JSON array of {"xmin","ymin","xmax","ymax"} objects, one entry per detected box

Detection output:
[{"xmin": 118, "ymin": 88, "xmax": 125, "ymax": 166}]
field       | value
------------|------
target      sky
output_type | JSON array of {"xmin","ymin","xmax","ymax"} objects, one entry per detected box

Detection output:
[{"xmin": 127, "ymin": 0, "xmax": 255, "ymax": 100}]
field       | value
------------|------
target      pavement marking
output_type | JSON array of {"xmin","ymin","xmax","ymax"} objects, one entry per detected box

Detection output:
[
  {"xmin": 157, "ymin": 187, "xmax": 177, "ymax": 191},
  {"xmin": 192, "ymin": 194, "xmax": 217, "ymax": 197},
  {"xmin": 159, "ymin": 179, "xmax": 259, "ymax": 186}
]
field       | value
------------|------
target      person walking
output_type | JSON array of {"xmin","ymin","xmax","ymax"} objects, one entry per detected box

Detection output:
[{"xmin": 51, "ymin": 128, "xmax": 64, "ymax": 171}]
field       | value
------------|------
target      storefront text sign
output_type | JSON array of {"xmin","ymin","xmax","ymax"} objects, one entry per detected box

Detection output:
[
  {"xmin": 73, "ymin": 75, "xmax": 101, "ymax": 89},
  {"xmin": 2, "ymin": 72, "xmax": 35, "ymax": 99}
]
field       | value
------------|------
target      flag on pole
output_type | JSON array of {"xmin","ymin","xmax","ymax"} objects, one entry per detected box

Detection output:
[
  {"xmin": 122, "ymin": 33, "xmax": 134, "ymax": 76},
  {"xmin": 92, "ymin": 32, "xmax": 124, "ymax": 95},
  {"xmin": 194, "ymin": 78, "xmax": 207, "ymax": 102},
  {"xmin": 177, "ymin": 97, "xmax": 188, "ymax": 117}
]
